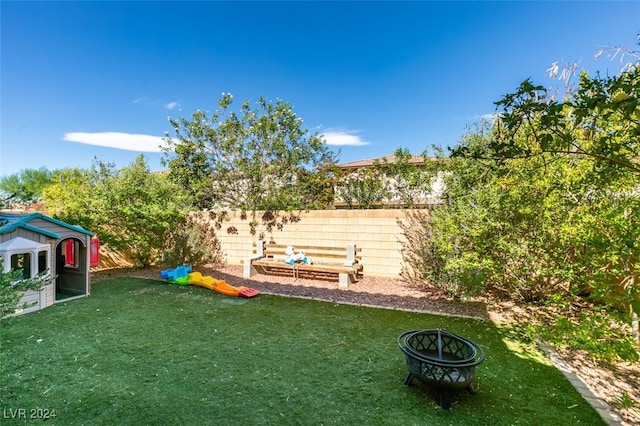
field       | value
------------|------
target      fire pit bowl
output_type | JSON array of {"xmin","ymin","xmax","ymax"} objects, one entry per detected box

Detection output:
[{"xmin": 398, "ymin": 329, "xmax": 485, "ymax": 409}]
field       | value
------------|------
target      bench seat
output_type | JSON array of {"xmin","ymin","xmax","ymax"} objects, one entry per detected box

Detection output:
[{"xmin": 244, "ymin": 241, "xmax": 363, "ymax": 288}]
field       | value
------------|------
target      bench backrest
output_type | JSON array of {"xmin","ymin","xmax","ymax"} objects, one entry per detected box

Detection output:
[{"xmin": 253, "ymin": 240, "xmax": 361, "ymax": 267}]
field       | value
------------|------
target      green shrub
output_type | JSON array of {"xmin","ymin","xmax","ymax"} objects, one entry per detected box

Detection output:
[
  {"xmin": 161, "ymin": 215, "xmax": 224, "ymax": 268},
  {"xmin": 543, "ymin": 310, "xmax": 639, "ymax": 362},
  {"xmin": 0, "ymin": 261, "xmax": 50, "ymax": 319}
]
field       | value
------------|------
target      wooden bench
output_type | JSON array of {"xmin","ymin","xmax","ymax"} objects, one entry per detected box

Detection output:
[{"xmin": 243, "ymin": 240, "xmax": 363, "ymax": 288}]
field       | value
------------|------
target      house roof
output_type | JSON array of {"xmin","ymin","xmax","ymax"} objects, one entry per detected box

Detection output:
[
  {"xmin": 337, "ymin": 154, "xmax": 433, "ymax": 170},
  {"xmin": 0, "ymin": 212, "xmax": 93, "ymax": 238}
]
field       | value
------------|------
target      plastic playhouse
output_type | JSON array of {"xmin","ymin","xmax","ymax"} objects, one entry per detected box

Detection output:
[{"xmin": 160, "ymin": 266, "xmax": 260, "ymax": 298}]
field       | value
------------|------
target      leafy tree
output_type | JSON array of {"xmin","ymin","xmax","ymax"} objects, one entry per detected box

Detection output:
[
  {"xmin": 93, "ymin": 156, "xmax": 194, "ymax": 267},
  {"xmin": 488, "ymin": 49, "xmax": 640, "ymax": 348},
  {"xmin": 42, "ymin": 167, "xmax": 97, "ymax": 230},
  {"xmin": 0, "ymin": 259, "xmax": 50, "ymax": 319},
  {"xmin": 489, "ymin": 68, "xmax": 639, "ymax": 177},
  {"xmin": 0, "ymin": 167, "xmax": 56, "ymax": 206},
  {"xmin": 43, "ymin": 156, "xmax": 214, "ymax": 268},
  {"xmin": 335, "ymin": 166, "xmax": 389, "ymax": 209},
  {"xmin": 400, "ymin": 120, "xmax": 639, "ymax": 358},
  {"xmin": 295, "ymin": 161, "xmax": 339, "ymax": 210},
  {"xmin": 379, "ymin": 147, "xmax": 439, "ymax": 208},
  {"xmin": 161, "ymin": 137, "xmax": 214, "ymax": 210},
  {"xmin": 161, "ymin": 214, "xmax": 224, "ymax": 268},
  {"xmin": 163, "ymin": 93, "xmax": 336, "ymax": 211},
  {"xmin": 440, "ymin": 43, "xmax": 640, "ymax": 350},
  {"xmin": 335, "ymin": 148, "xmax": 439, "ymax": 209},
  {"xmin": 485, "ymin": 40, "xmax": 639, "ymax": 176},
  {"xmin": 400, "ymin": 123, "xmax": 511, "ymax": 297}
]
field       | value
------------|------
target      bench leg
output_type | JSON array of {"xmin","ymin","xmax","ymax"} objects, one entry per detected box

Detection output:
[
  {"xmin": 339, "ymin": 273, "xmax": 349, "ymax": 289},
  {"xmin": 243, "ymin": 259, "xmax": 258, "ymax": 278}
]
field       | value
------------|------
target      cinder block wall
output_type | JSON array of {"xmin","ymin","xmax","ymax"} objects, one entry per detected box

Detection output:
[{"xmin": 195, "ymin": 209, "xmax": 414, "ymax": 278}]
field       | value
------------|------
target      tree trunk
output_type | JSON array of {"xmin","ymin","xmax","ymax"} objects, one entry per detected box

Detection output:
[{"xmin": 633, "ymin": 310, "xmax": 639, "ymax": 350}]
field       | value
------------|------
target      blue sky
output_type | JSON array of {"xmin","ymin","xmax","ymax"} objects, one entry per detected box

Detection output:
[{"xmin": 1, "ymin": 1, "xmax": 638, "ymax": 177}]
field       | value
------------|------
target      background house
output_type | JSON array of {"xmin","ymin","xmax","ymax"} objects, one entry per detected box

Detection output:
[{"xmin": 335, "ymin": 154, "xmax": 444, "ymax": 209}]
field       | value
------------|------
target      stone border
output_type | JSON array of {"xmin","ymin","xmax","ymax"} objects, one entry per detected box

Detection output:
[{"xmin": 538, "ymin": 342, "xmax": 625, "ymax": 426}]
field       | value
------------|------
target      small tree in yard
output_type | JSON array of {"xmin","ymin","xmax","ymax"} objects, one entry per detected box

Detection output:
[
  {"xmin": 163, "ymin": 93, "xmax": 337, "ymax": 212},
  {"xmin": 44, "ymin": 156, "xmax": 211, "ymax": 268},
  {"xmin": 0, "ymin": 260, "xmax": 50, "ymax": 319},
  {"xmin": 161, "ymin": 214, "xmax": 224, "ymax": 268}
]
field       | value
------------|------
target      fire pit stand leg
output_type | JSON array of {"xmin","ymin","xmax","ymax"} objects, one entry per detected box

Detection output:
[
  {"xmin": 403, "ymin": 373, "xmax": 415, "ymax": 386},
  {"xmin": 439, "ymin": 389, "xmax": 453, "ymax": 410}
]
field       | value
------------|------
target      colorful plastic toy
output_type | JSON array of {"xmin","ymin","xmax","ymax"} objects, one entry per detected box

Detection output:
[
  {"xmin": 160, "ymin": 265, "xmax": 192, "ymax": 283},
  {"xmin": 159, "ymin": 266, "xmax": 259, "ymax": 298}
]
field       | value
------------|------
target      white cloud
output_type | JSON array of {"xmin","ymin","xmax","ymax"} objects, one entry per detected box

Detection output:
[
  {"xmin": 480, "ymin": 113, "xmax": 498, "ymax": 121},
  {"xmin": 322, "ymin": 131, "xmax": 370, "ymax": 146},
  {"xmin": 164, "ymin": 101, "xmax": 179, "ymax": 110},
  {"xmin": 63, "ymin": 132, "xmax": 170, "ymax": 152},
  {"xmin": 467, "ymin": 113, "xmax": 499, "ymax": 122}
]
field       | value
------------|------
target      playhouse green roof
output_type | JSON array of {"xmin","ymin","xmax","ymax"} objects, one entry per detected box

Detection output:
[{"xmin": 0, "ymin": 212, "xmax": 93, "ymax": 238}]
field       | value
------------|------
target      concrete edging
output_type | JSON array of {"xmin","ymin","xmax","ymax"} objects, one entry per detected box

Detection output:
[{"xmin": 538, "ymin": 342, "xmax": 625, "ymax": 426}]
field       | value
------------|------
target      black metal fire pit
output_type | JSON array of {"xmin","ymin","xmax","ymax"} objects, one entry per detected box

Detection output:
[{"xmin": 398, "ymin": 329, "xmax": 485, "ymax": 409}]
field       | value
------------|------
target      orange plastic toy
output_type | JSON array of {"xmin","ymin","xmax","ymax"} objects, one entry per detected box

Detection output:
[{"xmin": 187, "ymin": 272, "xmax": 260, "ymax": 298}]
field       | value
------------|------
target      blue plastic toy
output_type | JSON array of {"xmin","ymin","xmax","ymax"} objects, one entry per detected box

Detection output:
[{"xmin": 160, "ymin": 265, "xmax": 192, "ymax": 282}]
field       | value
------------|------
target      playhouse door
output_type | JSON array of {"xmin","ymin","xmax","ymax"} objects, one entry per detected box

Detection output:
[{"xmin": 56, "ymin": 238, "xmax": 88, "ymax": 301}]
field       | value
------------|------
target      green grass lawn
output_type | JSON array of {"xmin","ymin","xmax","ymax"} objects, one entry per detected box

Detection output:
[{"xmin": 1, "ymin": 277, "xmax": 605, "ymax": 425}]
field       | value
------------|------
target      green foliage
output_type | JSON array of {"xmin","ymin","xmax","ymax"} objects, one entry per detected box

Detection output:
[
  {"xmin": 42, "ymin": 167, "xmax": 97, "ymax": 231},
  {"xmin": 0, "ymin": 260, "xmax": 49, "ymax": 319},
  {"xmin": 400, "ymin": 124, "xmax": 523, "ymax": 298},
  {"xmin": 542, "ymin": 310, "xmax": 639, "ymax": 363},
  {"xmin": 379, "ymin": 148, "xmax": 438, "ymax": 208},
  {"xmin": 488, "ymin": 55, "xmax": 640, "ymax": 345},
  {"xmin": 501, "ymin": 306, "xmax": 639, "ymax": 364},
  {"xmin": 161, "ymin": 214, "xmax": 224, "ymax": 268},
  {"xmin": 91, "ymin": 156, "xmax": 189, "ymax": 267},
  {"xmin": 492, "ymin": 67, "xmax": 640, "ymax": 176},
  {"xmin": 617, "ymin": 391, "xmax": 639, "ymax": 411},
  {"xmin": 336, "ymin": 148, "xmax": 437, "ymax": 209},
  {"xmin": 335, "ymin": 166, "xmax": 389, "ymax": 209},
  {"xmin": 163, "ymin": 93, "xmax": 337, "ymax": 211},
  {"xmin": 0, "ymin": 167, "xmax": 56, "ymax": 205},
  {"xmin": 43, "ymin": 156, "xmax": 201, "ymax": 268},
  {"xmin": 399, "ymin": 45, "xmax": 640, "ymax": 354},
  {"xmin": 402, "ymin": 113, "xmax": 639, "ymax": 310},
  {"xmin": 295, "ymin": 164, "xmax": 339, "ymax": 210}
]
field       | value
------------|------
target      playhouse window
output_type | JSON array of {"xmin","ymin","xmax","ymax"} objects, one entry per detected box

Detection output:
[
  {"xmin": 38, "ymin": 250, "xmax": 48, "ymax": 274},
  {"xmin": 11, "ymin": 253, "xmax": 32, "ymax": 279}
]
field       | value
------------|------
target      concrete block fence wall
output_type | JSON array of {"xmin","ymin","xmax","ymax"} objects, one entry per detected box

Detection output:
[{"xmin": 193, "ymin": 209, "xmax": 414, "ymax": 278}]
